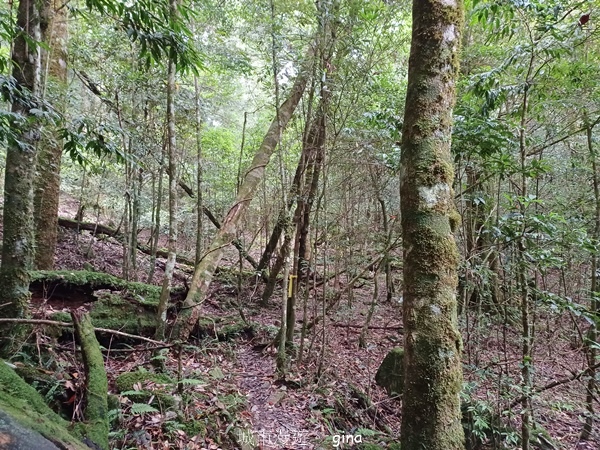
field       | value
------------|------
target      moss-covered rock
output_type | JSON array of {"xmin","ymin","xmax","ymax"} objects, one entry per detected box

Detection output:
[
  {"xmin": 375, "ymin": 347, "xmax": 404, "ymax": 396},
  {"xmin": 0, "ymin": 409, "xmax": 62, "ymax": 450},
  {"xmin": 49, "ymin": 294, "xmax": 156, "ymax": 337},
  {"xmin": 49, "ymin": 311, "xmax": 72, "ymax": 323},
  {"xmin": 90, "ymin": 292, "xmax": 156, "ymax": 335},
  {"xmin": 0, "ymin": 360, "xmax": 88, "ymax": 449}
]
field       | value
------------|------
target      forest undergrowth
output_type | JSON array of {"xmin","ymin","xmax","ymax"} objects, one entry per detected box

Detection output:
[{"xmin": 11, "ymin": 214, "xmax": 600, "ymax": 450}]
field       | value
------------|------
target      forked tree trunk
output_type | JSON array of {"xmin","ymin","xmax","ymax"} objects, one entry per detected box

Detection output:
[
  {"xmin": 400, "ymin": 1, "xmax": 464, "ymax": 449},
  {"xmin": 0, "ymin": 0, "xmax": 42, "ymax": 356},
  {"xmin": 261, "ymin": 109, "xmax": 321, "ymax": 305},
  {"xmin": 297, "ymin": 111, "xmax": 325, "ymax": 271},
  {"xmin": 34, "ymin": 0, "xmax": 68, "ymax": 270},
  {"xmin": 171, "ymin": 47, "xmax": 314, "ymax": 342},
  {"xmin": 257, "ymin": 144, "xmax": 312, "ymax": 277},
  {"xmin": 256, "ymin": 78, "xmax": 316, "ymax": 277}
]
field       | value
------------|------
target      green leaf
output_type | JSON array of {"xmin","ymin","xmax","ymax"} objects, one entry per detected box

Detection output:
[
  {"xmin": 177, "ymin": 378, "xmax": 206, "ymax": 386},
  {"xmin": 130, "ymin": 403, "xmax": 159, "ymax": 415}
]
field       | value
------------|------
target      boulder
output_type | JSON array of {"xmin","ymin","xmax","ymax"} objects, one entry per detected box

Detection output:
[{"xmin": 375, "ymin": 347, "xmax": 404, "ymax": 396}]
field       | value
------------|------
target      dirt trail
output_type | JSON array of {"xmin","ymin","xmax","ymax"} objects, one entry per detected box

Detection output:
[{"xmin": 234, "ymin": 345, "xmax": 320, "ymax": 449}]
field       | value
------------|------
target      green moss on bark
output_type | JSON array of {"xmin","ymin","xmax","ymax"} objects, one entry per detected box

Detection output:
[
  {"xmin": 31, "ymin": 270, "xmax": 162, "ymax": 304},
  {"xmin": 400, "ymin": 0, "xmax": 465, "ymax": 449},
  {"xmin": 72, "ymin": 311, "xmax": 108, "ymax": 450},
  {"xmin": 90, "ymin": 292, "xmax": 156, "ymax": 335}
]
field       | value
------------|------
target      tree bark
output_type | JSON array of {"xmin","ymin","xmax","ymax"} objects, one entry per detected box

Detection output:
[
  {"xmin": 156, "ymin": 0, "xmax": 179, "ymax": 341},
  {"xmin": 582, "ymin": 117, "xmax": 599, "ymax": 440},
  {"xmin": 400, "ymin": 1, "xmax": 464, "ymax": 449},
  {"xmin": 194, "ymin": 73, "xmax": 204, "ymax": 266},
  {"xmin": 0, "ymin": 0, "xmax": 42, "ymax": 357},
  {"xmin": 171, "ymin": 46, "xmax": 314, "ymax": 342},
  {"xmin": 34, "ymin": 0, "xmax": 68, "ymax": 270},
  {"xmin": 256, "ymin": 147, "xmax": 311, "ymax": 277},
  {"xmin": 297, "ymin": 108, "xmax": 325, "ymax": 271},
  {"xmin": 147, "ymin": 162, "xmax": 164, "ymax": 283}
]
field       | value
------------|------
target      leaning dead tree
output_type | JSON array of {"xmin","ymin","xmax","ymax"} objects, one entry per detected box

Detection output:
[{"xmin": 171, "ymin": 44, "xmax": 315, "ymax": 342}]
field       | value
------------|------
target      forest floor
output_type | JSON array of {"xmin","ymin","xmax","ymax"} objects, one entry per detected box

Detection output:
[
  {"xmin": 14, "ymin": 199, "xmax": 600, "ymax": 449},
  {"xmin": 47, "ymin": 222, "xmax": 402, "ymax": 449}
]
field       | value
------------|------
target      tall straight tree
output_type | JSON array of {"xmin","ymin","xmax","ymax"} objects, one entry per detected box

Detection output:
[
  {"xmin": 155, "ymin": 0, "xmax": 180, "ymax": 341},
  {"xmin": 400, "ymin": 0, "xmax": 464, "ymax": 449},
  {"xmin": 0, "ymin": 0, "xmax": 42, "ymax": 355},
  {"xmin": 34, "ymin": 0, "xmax": 68, "ymax": 269}
]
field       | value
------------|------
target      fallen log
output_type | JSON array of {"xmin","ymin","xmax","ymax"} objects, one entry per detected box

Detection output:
[
  {"xmin": 28, "ymin": 270, "xmax": 186, "ymax": 336},
  {"xmin": 58, "ymin": 217, "xmax": 196, "ymax": 266},
  {"xmin": 71, "ymin": 309, "xmax": 109, "ymax": 450},
  {"xmin": 332, "ymin": 323, "xmax": 403, "ymax": 331},
  {"xmin": 58, "ymin": 215, "xmax": 259, "ymax": 271},
  {"xmin": 0, "ymin": 318, "xmax": 165, "ymax": 345}
]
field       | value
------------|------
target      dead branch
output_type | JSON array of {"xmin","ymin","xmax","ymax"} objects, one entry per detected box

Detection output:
[
  {"xmin": 332, "ymin": 323, "xmax": 403, "ymax": 331},
  {"xmin": 509, "ymin": 360, "xmax": 600, "ymax": 408},
  {"xmin": 0, "ymin": 318, "xmax": 165, "ymax": 345}
]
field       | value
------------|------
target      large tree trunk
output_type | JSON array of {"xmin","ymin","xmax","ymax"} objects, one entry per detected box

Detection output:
[
  {"xmin": 0, "ymin": 0, "xmax": 42, "ymax": 356},
  {"xmin": 34, "ymin": 0, "xmax": 68, "ymax": 270},
  {"xmin": 400, "ymin": 1, "xmax": 464, "ymax": 449},
  {"xmin": 171, "ymin": 47, "xmax": 314, "ymax": 342}
]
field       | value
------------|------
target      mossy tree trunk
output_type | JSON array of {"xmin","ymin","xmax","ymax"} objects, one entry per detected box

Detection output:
[
  {"xmin": 399, "ymin": 1, "xmax": 464, "ymax": 449},
  {"xmin": 171, "ymin": 47, "xmax": 313, "ymax": 342},
  {"xmin": 34, "ymin": 0, "xmax": 68, "ymax": 270},
  {"xmin": 71, "ymin": 309, "xmax": 109, "ymax": 450},
  {"xmin": 0, "ymin": 0, "xmax": 42, "ymax": 357}
]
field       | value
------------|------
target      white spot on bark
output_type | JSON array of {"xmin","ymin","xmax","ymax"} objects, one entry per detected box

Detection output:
[
  {"xmin": 418, "ymin": 183, "xmax": 450, "ymax": 208},
  {"xmin": 443, "ymin": 25, "xmax": 456, "ymax": 43},
  {"xmin": 15, "ymin": 238, "xmax": 26, "ymax": 254},
  {"xmin": 439, "ymin": 0, "xmax": 456, "ymax": 6},
  {"xmin": 430, "ymin": 305, "xmax": 441, "ymax": 315}
]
